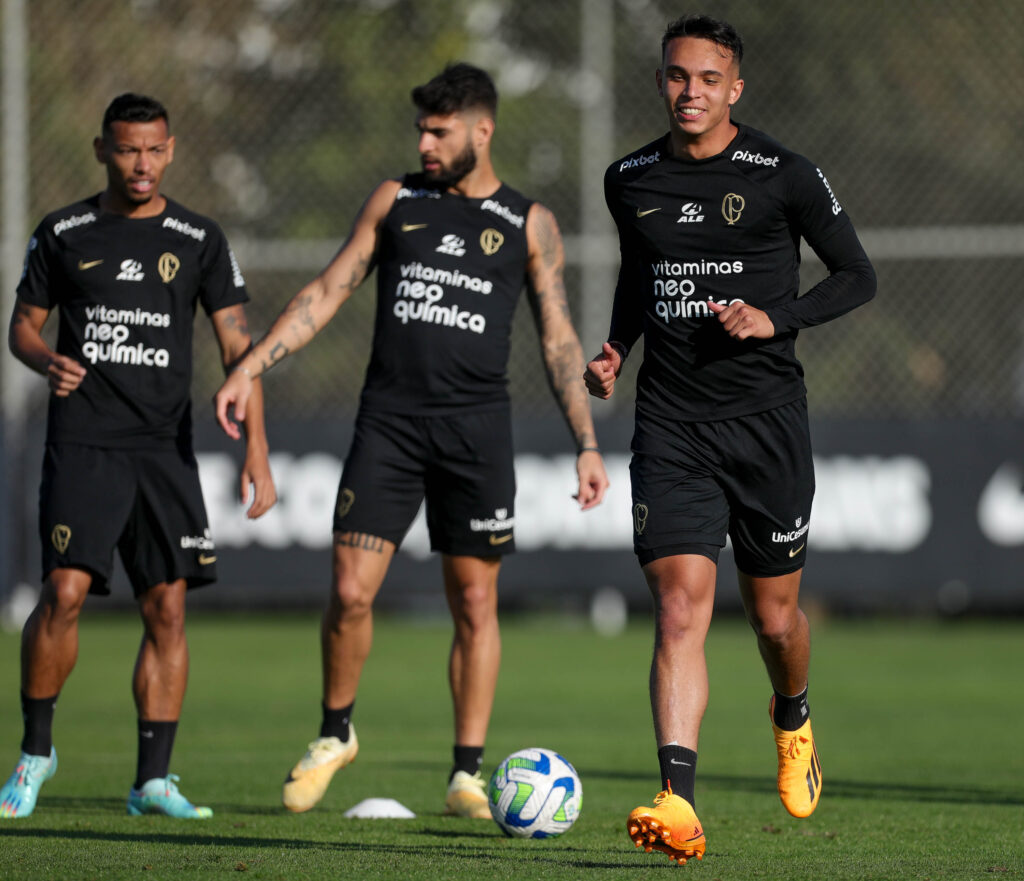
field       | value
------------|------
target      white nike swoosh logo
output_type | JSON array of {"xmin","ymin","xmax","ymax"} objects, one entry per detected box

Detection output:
[{"xmin": 669, "ymin": 759, "xmax": 691, "ymax": 766}]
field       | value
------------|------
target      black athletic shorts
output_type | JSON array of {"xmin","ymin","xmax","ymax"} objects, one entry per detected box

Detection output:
[
  {"xmin": 334, "ymin": 408, "xmax": 516, "ymax": 556},
  {"xmin": 39, "ymin": 443, "xmax": 217, "ymax": 596},
  {"xmin": 629, "ymin": 398, "xmax": 814, "ymax": 576}
]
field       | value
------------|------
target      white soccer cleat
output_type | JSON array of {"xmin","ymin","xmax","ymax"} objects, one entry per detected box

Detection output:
[
  {"xmin": 282, "ymin": 727, "xmax": 359, "ymax": 813},
  {"xmin": 444, "ymin": 770, "xmax": 491, "ymax": 818}
]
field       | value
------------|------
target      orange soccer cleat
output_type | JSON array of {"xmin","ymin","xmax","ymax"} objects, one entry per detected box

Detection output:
[
  {"xmin": 627, "ymin": 784, "xmax": 706, "ymax": 865},
  {"xmin": 770, "ymin": 695, "xmax": 822, "ymax": 818}
]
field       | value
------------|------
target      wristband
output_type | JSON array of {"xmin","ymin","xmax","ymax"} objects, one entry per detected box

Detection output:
[
  {"xmin": 235, "ymin": 365, "xmax": 253, "ymax": 378},
  {"xmin": 577, "ymin": 446, "xmax": 601, "ymax": 456}
]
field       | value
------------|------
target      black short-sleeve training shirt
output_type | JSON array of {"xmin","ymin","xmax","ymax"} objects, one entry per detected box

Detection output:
[{"xmin": 17, "ymin": 195, "xmax": 248, "ymax": 448}]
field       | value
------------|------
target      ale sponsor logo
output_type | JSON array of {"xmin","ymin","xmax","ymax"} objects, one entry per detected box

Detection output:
[
  {"xmin": 677, "ymin": 202, "xmax": 704, "ymax": 224},
  {"xmin": 435, "ymin": 234, "xmax": 466, "ymax": 256},
  {"xmin": 116, "ymin": 259, "xmax": 145, "ymax": 282}
]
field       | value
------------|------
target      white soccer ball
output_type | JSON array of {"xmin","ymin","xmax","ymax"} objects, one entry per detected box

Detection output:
[{"xmin": 487, "ymin": 748, "xmax": 582, "ymax": 838}]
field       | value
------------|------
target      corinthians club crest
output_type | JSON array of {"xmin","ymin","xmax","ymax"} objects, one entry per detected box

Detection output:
[
  {"xmin": 336, "ymin": 488, "xmax": 355, "ymax": 519},
  {"xmin": 158, "ymin": 252, "xmax": 181, "ymax": 283},
  {"xmin": 51, "ymin": 524, "xmax": 71, "ymax": 554},
  {"xmin": 721, "ymin": 193, "xmax": 745, "ymax": 226},
  {"xmin": 480, "ymin": 228, "xmax": 504, "ymax": 255},
  {"xmin": 632, "ymin": 502, "xmax": 649, "ymax": 536}
]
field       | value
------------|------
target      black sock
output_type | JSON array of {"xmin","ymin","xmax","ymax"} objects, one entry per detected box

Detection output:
[
  {"xmin": 657, "ymin": 744, "xmax": 697, "ymax": 808},
  {"xmin": 450, "ymin": 745, "xmax": 484, "ymax": 781},
  {"xmin": 20, "ymin": 692, "xmax": 58, "ymax": 757},
  {"xmin": 320, "ymin": 701, "xmax": 354, "ymax": 742},
  {"xmin": 134, "ymin": 719, "xmax": 178, "ymax": 789},
  {"xmin": 772, "ymin": 687, "xmax": 810, "ymax": 731}
]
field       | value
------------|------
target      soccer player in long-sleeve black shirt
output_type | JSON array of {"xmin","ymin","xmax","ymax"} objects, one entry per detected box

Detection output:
[{"xmin": 584, "ymin": 14, "xmax": 875, "ymax": 864}]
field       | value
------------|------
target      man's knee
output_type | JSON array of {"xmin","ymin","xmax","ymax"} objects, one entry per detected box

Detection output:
[
  {"xmin": 645, "ymin": 557, "xmax": 716, "ymax": 636},
  {"xmin": 39, "ymin": 570, "xmax": 91, "ymax": 620},
  {"xmin": 329, "ymin": 572, "xmax": 377, "ymax": 621},
  {"xmin": 449, "ymin": 580, "xmax": 498, "ymax": 629},
  {"xmin": 139, "ymin": 584, "xmax": 187, "ymax": 637},
  {"xmin": 654, "ymin": 588, "xmax": 711, "ymax": 636},
  {"xmin": 746, "ymin": 599, "xmax": 802, "ymax": 644},
  {"xmin": 328, "ymin": 539, "xmax": 392, "ymax": 621}
]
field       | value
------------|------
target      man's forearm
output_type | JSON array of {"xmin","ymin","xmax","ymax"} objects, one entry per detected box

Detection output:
[
  {"xmin": 543, "ymin": 335, "xmax": 599, "ymax": 450},
  {"xmin": 9, "ymin": 324, "xmax": 54, "ymax": 376},
  {"xmin": 245, "ymin": 286, "xmax": 323, "ymax": 377}
]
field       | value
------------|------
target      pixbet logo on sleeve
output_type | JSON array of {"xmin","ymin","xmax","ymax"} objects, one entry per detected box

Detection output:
[
  {"xmin": 619, "ymin": 151, "xmax": 660, "ymax": 172},
  {"xmin": 731, "ymin": 150, "xmax": 779, "ymax": 167}
]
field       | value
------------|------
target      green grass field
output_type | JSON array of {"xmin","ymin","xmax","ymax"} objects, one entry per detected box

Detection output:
[{"xmin": 1, "ymin": 612, "xmax": 1022, "ymax": 880}]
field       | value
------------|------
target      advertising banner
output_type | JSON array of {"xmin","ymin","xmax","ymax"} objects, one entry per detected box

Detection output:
[{"xmin": 166, "ymin": 417, "xmax": 1024, "ymax": 615}]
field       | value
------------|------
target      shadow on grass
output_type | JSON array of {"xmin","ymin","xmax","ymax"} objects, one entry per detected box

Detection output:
[
  {"xmin": 0, "ymin": 826, "xmax": 326, "ymax": 849},
  {"xmin": 389, "ymin": 758, "xmax": 449, "ymax": 773},
  {"xmin": 580, "ymin": 768, "xmax": 1024, "ymax": 806},
  {"xmin": 21, "ymin": 796, "xmax": 284, "ymax": 817},
  {"xmin": 0, "ymin": 827, "xmax": 647, "ymax": 869},
  {"xmin": 412, "ymin": 827, "xmax": 498, "ymax": 840}
]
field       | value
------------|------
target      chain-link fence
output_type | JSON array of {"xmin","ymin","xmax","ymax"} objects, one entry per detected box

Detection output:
[{"xmin": 4, "ymin": 0, "xmax": 1023, "ymax": 427}]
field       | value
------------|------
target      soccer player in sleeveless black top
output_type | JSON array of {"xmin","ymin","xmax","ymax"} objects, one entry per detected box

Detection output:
[
  {"xmin": 1, "ymin": 94, "xmax": 276, "ymax": 820},
  {"xmin": 216, "ymin": 64, "xmax": 609, "ymax": 817},
  {"xmin": 584, "ymin": 16, "xmax": 875, "ymax": 863}
]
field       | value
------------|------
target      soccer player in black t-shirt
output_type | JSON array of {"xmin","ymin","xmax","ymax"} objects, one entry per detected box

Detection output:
[
  {"xmin": 584, "ymin": 16, "xmax": 876, "ymax": 863},
  {"xmin": 0, "ymin": 94, "xmax": 276, "ymax": 819},
  {"xmin": 215, "ymin": 64, "xmax": 609, "ymax": 817}
]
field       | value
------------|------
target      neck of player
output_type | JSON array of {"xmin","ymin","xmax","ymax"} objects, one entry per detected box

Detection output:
[
  {"xmin": 669, "ymin": 121, "xmax": 738, "ymax": 161},
  {"xmin": 448, "ymin": 163, "xmax": 502, "ymax": 200},
  {"xmin": 99, "ymin": 189, "xmax": 167, "ymax": 219}
]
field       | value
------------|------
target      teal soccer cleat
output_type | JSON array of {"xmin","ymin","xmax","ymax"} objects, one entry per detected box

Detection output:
[
  {"xmin": 0, "ymin": 748, "xmax": 58, "ymax": 818},
  {"xmin": 127, "ymin": 774, "xmax": 213, "ymax": 818}
]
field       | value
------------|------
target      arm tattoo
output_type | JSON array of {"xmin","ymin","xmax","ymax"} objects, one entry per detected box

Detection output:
[
  {"xmin": 333, "ymin": 531, "xmax": 386, "ymax": 553},
  {"xmin": 527, "ymin": 208, "xmax": 597, "ymax": 450},
  {"xmin": 532, "ymin": 206, "xmax": 561, "ymax": 270},
  {"xmin": 253, "ymin": 247, "xmax": 372, "ymax": 376},
  {"xmin": 262, "ymin": 341, "xmax": 291, "ymax": 372},
  {"xmin": 527, "ymin": 206, "xmax": 569, "ymax": 319},
  {"xmin": 530, "ymin": 281, "xmax": 572, "ymax": 323},
  {"xmin": 283, "ymin": 291, "xmax": 317, "ymax": 335},
  {"xmin": 529, "ymin": 278, "xmax": 598, "ymax": 451},
  {"xmin": 339, "ymin": 252, "xmax": 372, "ymax": 295},
  {"xmin": 544, "ymin": 336, "xmax": 596, "ymax": 450},
  {"xmin": 11, "ymin": 301, "xmax": 33, "ymax": 326},
  {"xmin": 219, "ymin": 306, "xmax": 250, "ymax": 336}
]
